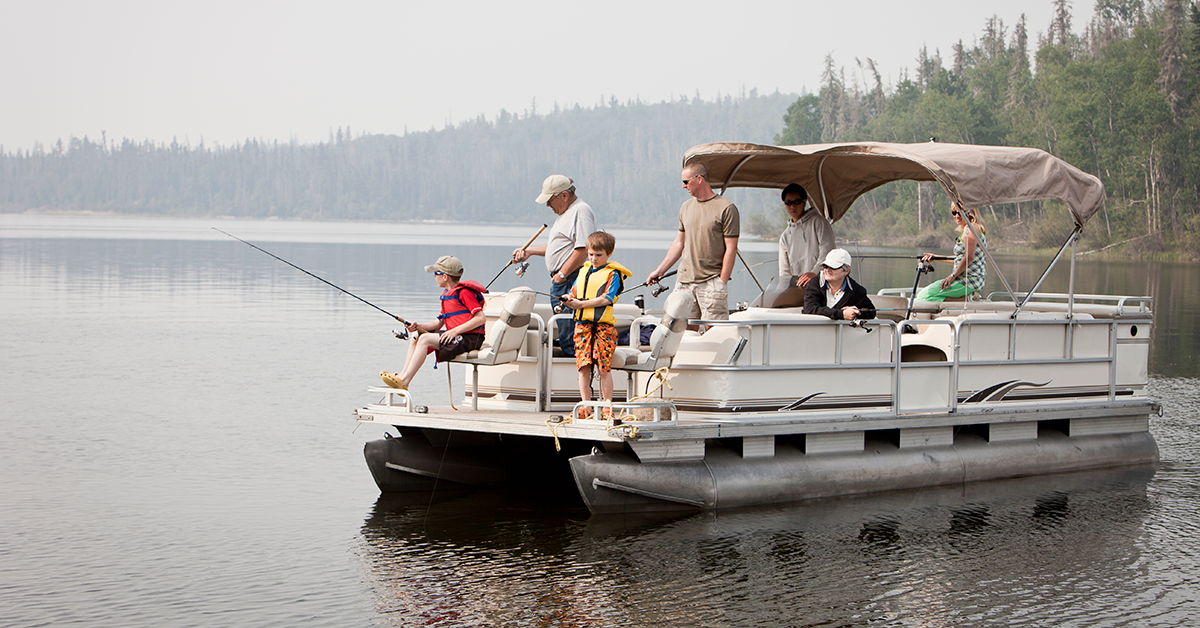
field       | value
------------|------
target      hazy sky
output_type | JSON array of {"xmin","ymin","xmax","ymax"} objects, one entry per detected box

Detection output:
[{"xmin": 1, "ymin": 0, "xmax": 1073, "ymax": 151}]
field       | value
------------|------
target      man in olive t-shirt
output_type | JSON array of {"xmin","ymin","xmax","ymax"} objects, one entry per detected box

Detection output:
[{"xmin": 648, "ymin": 163, "xmax": 739, "ymax": 327}]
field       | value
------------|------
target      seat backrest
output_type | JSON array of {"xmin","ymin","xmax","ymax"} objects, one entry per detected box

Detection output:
[
  {"xmin": 749, "ymin": 274, "xmax": 805, "ymax": 308},
  {"xmin": 645, "ymin": 291, "xmax": 695, "ymax": 367},
  {"xmin": 474, "ymin": 288, "xmax": 537, "ymax": 364}
]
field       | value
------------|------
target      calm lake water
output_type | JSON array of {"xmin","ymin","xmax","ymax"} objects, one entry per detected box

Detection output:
[{"xmin": 2, "ymin": 214, "xmax": 1199, "ymax": 627}]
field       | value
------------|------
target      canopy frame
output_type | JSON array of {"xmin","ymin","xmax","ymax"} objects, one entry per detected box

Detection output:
[{"xmin": 686, "ymin": 141, "xmax": 1105, "ymax": 312}]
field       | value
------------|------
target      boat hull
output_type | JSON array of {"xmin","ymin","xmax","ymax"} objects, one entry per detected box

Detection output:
[
  {"xmin": 569, "ymin": 431, "xmax": 1159, "ymax": 514},
  {"xmin": 364, "ymin": 427, "xmax": 590, "ymax": 493},
  {"xmin": 364, "ymin": 430, "xmax": 505, "ymax": 491}
]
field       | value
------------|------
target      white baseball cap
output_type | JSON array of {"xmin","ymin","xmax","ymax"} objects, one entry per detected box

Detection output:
[
  {"xmin": 535, "ymin": 175, "xmax": 573, "ymax": 203},
  {"xmin": 821, "ymin": 248, "xmax": 852, "ymax": 270}
]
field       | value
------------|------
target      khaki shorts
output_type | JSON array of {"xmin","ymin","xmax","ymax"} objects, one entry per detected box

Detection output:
[{"xmin": 679, "ymin": 276, "xmax": 729, "ymax": 321}]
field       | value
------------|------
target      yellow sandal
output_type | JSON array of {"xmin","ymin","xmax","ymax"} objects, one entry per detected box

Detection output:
[{"xmin": 379, "ymin": 371, "xmax": 406, "ymax": 390}]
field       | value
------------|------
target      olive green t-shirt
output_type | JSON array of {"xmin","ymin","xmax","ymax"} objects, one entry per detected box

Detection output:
[{"xmin": 677, "ymin": 195, "xmax": 740, "ymax": 283}]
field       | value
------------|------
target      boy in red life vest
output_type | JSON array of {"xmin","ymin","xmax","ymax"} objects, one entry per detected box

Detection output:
[
  {"xmin": 558, "ymin": 232, "xmax": 631, "ymax": 416},
  {"xmin": 380, "ymin": 255, "xmax": 486, "ymax": 390}
]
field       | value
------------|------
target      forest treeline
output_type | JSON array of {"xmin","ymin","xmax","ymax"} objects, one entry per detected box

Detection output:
[
  {"xmin": 765, "ymin": 0, "xmax": 1200, "ymax": 255},
  {"xmin": 3, "ymin": 0, "xmax": 1200, "ymax": 255},
  {"xmin": 0, "ymin": 90, "xmax": 793, "ymax": 228}
]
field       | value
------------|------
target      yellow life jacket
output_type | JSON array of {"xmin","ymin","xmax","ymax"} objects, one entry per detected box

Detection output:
[{"xmin": 570, "ymin": 260, "xmax": 632, "ymax": 326}]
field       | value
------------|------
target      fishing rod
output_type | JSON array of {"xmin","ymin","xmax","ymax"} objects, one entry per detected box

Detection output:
[
  {"xmin": 904, "ymin": 260, "xmax": 937, "ymax": 320},
  {"xmin": 621, "ymin": 270, "xmax": 677, "ymax": 297},
  {"xmin": 856, "ymin": 254, "xmax": 954, "ymax": 261},
  {"xmin": 498, "ymin": 288, "xmax": 577, "ymax": 315},
  {"xmin": 522, "ymin": 270, "xmax": 678, "ymax": 299},
  {"xmin": 486, "ymin": 224, "xmax": 548, "ymax": 290},
  {"xmin": 213, "ymin": 227, "xmax": 415, "ymax": 328}
]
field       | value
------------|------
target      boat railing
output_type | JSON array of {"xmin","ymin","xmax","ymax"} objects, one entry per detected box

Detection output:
[
  {"xmin": 876, "ymin": 288, "xmax": 1153, "ymax": 317},
  {"xmin": 690, "ymin": 317, "xmax": 897, "ymax": 368},
  {"xmin": 570, "ymin": 399, "xmax": 678, "ymax": 427},
  {"xmin": 686, "ymin": 317, "xmax": 901, "ymax": 416},
  {"xmin": 677, "ymin": 313, "xmax": 1144, "ymax": 418},
  {"xmin": 937, "ymin": 315, "xmax": 1143, "ymax": 409},
  {"xmin": 367, "ymin": 386, "xmax": 416, "ymax": 412},
  {"xmin": 526, "ymin": 312, "xmax": 547, "ymax": 411},
  {"xmin": 986, "ymin": 292, "xmax": 1154, "ymax": 314}
]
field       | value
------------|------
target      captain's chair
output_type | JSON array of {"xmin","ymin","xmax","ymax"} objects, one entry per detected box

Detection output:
[
  {"xmin": 611, "ymin": 290, "xmax": 695, "ymax": 399},
  {"xmin": 452, "ymin": 288, "xmax": 537, "ymax": 409}
]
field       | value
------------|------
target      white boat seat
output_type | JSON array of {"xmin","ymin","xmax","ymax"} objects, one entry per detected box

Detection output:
[
  {"xmin": 452, "ymin": 288, "xmax": 537, "ymax": 409},
  {"xmin": 613, "ymin": 290, "xmax": 695, "ymax": 372},
  {"xmin": 454, "ymin": 288, "xmax": 537, "ymax": 366}
]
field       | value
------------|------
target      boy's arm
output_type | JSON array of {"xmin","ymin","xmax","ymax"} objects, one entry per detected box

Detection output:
[
  {"xmin": 561, "ymin": 294, "xmax": 611, "ymax": 309},
  {"xmin": 565, "ymin": 272, "xmax": 621, "ymax": 309},
  {"xmin": 409, "ymin": 319, "xmax": 442, "ymax": 333},
  {"xmin": 442, "ymin": 310, "xmax": 486, "ymax": 342}
]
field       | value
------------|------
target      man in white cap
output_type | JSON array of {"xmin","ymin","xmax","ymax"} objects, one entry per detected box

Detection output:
[
  {"xmin": 511, "ymin": 175, "xmax": 597, "ymax": 356},
  {"xmin": 802, "ymin": 248, "xmax": 876, "ymax": 321}
]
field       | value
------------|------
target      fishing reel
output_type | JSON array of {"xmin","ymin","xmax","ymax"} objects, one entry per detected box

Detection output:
[
  {"xmin": 917, "ymin": 260, "xmax": 936, "ymax": 275},
  {"xmin": 850, "ymin": 319, "xmax": 873, "ymax": 333},
  {"xmin": 392, "ymin": 328, "xmax": 410, "ymax": 341},
  {"xmin": 651, "ymin": 283, "xmax": 671, "ymax": 298},
  {"xmin": 514, "ymin": 261, "xmax": 530, "ymax": 277}
]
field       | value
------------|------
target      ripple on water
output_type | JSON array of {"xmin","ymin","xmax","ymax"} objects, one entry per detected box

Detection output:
[{"xmin": 352, "ymin": 454, "xmax": 1199, "ymax": 627}]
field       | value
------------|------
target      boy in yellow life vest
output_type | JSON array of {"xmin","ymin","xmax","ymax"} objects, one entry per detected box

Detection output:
[{"xmin": 558, "ymin": 232, "xmax": 632, "ymax": 416}]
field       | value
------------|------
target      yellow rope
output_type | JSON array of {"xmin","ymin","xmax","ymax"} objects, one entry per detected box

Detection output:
[
  {"xmin": 547, "ymin": 412, "xmax": 571, "ymax": 452},
  {"xmin": 614, "ymin": 367, "xmax": 673, "ymax": 421},
  {"xmin": 546, "ymin": 367, "xmax": 673, "ymax": 450},
  {"xmin": 606, "ymin": 423, "xmax": 640, "ymax": 439}
]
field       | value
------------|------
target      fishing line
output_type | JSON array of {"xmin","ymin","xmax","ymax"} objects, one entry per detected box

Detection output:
[{"xmin": 213, "ymin": 227, "xmax": 412, "ymax": 325}]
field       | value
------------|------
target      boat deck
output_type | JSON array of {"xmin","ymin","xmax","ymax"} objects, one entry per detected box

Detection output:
[{"xmin": 356, "ymin": 384, "xmax": 1159, "ymax": 460}]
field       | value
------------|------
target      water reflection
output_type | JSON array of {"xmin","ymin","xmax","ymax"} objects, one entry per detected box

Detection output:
[{"xmin": 357, "ymin": 467, "xmax": 1160, "ymax": 626}]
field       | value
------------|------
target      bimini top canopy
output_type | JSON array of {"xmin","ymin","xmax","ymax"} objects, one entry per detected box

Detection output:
[{"xmin": 683, "ymin": 141, "xmax": 1106, "ymax": 228}]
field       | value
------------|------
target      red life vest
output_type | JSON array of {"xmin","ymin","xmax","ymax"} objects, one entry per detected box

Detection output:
[{"xmin": 438, "ymin": 280, "xmax": 486, "ymax": 334}]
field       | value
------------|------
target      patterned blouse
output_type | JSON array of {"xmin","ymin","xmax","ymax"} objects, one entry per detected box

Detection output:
[{"xmin": 956, "ymin": 232, "xmax": 987, "ymax": 292}]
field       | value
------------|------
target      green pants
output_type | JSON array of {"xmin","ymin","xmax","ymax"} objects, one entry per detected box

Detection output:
[{"xmin": 916, "ymin": 280, "xmax": 974, "ymax": 302}]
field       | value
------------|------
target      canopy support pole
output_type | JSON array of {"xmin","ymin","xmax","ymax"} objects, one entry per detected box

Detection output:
[
  {"xmin": 1067, "ymin": 231, "xmax": 1078, "ymax": 357},
  {"xmin": 718, "ymin": 156, "xmax": 755, "ymax": 195},
  {"xmin": 1012, "ymin": 226, "xmax": 1081, "ymax": 318},
  {"xmin": 738, "ymin": 250, "xmax": 765, "ymax": 293},
  {"xmin": 816, "ymin": 156, "xmax": 831, "ymax": 219},
  {"xmin": 961, "ymin": 216, "xmax": 1019, "ymax": 310},
  {"xmin": 1068, "ymin": 231, "xmax": 1078, "ymax": 319}
]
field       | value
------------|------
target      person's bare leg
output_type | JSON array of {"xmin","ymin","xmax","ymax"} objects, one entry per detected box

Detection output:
[
  {"xmin": 599, "ymin": 369, "xmax": 614, "ymax": 402},
  {"xmin": 578, "ymin": 365, "xmax": 592, "ymax": 402},
  {"xmin": 399, "ymin": 333, "xmax": 441, "ymax": 385}
]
